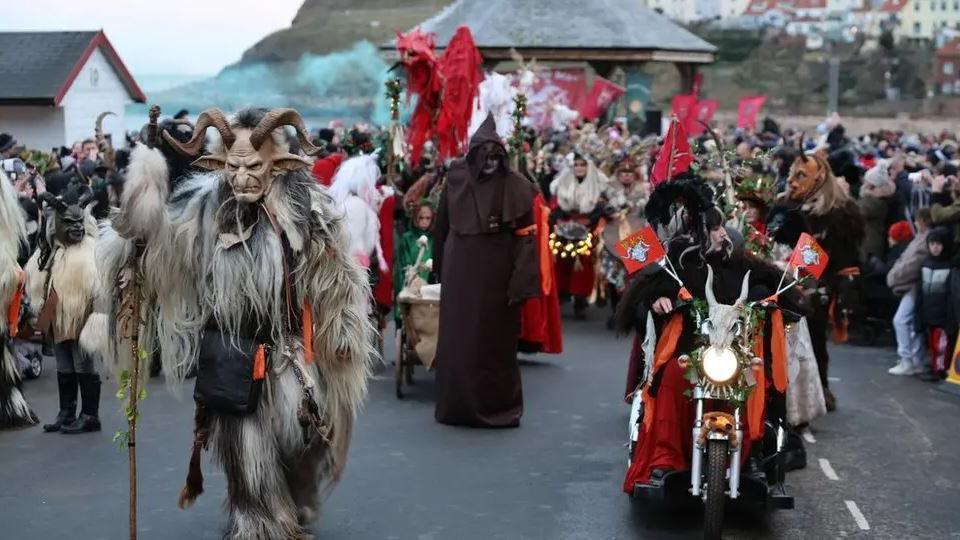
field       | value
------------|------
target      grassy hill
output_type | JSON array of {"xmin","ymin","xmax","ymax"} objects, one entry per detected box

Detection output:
[{"xmin": 238, "ymin": 0, "xmax": 451, "ymax": 65}]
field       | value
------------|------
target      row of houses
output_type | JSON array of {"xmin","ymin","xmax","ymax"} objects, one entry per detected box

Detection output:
[{"xmin": 645, "ymin": 0, "xmax": 960, "ymax": 46}]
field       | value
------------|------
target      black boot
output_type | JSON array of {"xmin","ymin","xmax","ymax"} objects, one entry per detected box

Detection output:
[
  {"xmin": 61, "ymin": 373, "xmax": 101, "ymax": 434},
  {"xmin": 573, "ymin": 296, "xmax": 588, "ymax": 320},
  {"xmin": 43, "ymin": 372, "xmax": 78, "ymax": 432}
]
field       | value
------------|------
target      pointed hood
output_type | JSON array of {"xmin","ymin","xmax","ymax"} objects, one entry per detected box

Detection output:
[
  {"xmin": 444, "ymin": 113, "xmax": 534, "ymax": 235},
  {"xmin": 465, "ymin": 113, "xmax": 507, "ymax": 181}
]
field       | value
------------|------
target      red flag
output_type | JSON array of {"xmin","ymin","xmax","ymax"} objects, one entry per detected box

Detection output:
[
  {"xmin": 788, "ymin": 233, "xmax": 829, "ymax": 280},
  {"xmin": 614, "ymin": 226, "xmax": 667, "ymax": 275},
  {"xmin": 580, "ymin": 76, "xmax": 625, "ymax": 120},
  {"xmin": 692, "ymin": 73, "xmax": 704, "ymax": 98},
  {"xmin": 737, "ymin": 95, "xmax": 767, "ymax": 130},
  {"xmin": 688, "ymin": 99, "xmax": 718, "ymax": 136},
  {"xmin": 670, "ymin": 94, "xmax": 697, "ymax": 131},
  {"xmin": 650, "ymin": 117, "xmax": 693, "ymax": 186}
]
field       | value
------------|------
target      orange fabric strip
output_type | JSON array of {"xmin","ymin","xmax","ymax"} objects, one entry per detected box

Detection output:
[
  {"xmin": 537, "ymin": 200, "xmax": 552, "ymax": 296},
  {"xmin": 253, "ymin": 345, "xmax": 266, "ymax": 381},
  {"xmin": 642, "ymin": 313, "xmax": 684, "ymax": 434},
  {"xmin": 677, "ymin": 287, "xmax": 692, "ymax": 301},
  {"xmin": 828, "ymin": 296, "xmax": 849, "ymax": 343},
  {"xmin": 771, "ymin": 308, "xmax": 788, "ymax": 393},
  {"xmin": 302, "ymin": 300, "xmax": 314, "ymax": 364},
  {"xmin": 7, "ymin": 270, "xmax": 24, "ymax": 336},
  {"xmin": 746, "ymin": 332, "xmax": 765, "ymax": 441}
]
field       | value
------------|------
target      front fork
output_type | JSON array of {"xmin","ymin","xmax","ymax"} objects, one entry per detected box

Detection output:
[{"xmin": 690, "ymin": 398, "xmax": 743, "ymax": 499}]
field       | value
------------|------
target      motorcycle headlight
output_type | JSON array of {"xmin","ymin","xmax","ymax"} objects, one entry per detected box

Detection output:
[{"xmin": 701, "ymin": 346, "xmax": 738, "ymax": 385}]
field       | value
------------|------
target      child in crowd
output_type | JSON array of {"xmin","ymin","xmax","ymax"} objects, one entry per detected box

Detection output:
[
  {"xmin": 887, "ymin": 209, "xmax": 933, "ymax": 376},
  {"xmin": 915, "ymin": 227, "xmax": 958, "ymax": 381},
  {"xmin": 393, "ymin": 201, "xmax": 435, "ymax": 325}
]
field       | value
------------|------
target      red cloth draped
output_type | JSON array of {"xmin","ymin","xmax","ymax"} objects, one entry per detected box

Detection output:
[
  {"xmin": 554, "ymin": 254, "xmax": 595, "ymax": 297},
  {"xmin": 372, "ymin": 194, "xmax": 396, "ymax": 310},
  {"xmin": 520, "ymin": 195, "xmax": 563, "ymax": 354},
  {"xmin": 311, "ymin": 154, "xmax": 343, "ymax": 187}
]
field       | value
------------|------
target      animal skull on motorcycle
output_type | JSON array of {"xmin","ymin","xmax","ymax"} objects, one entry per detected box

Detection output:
[{"xmin": 702, "ymin": 265, "xmax": 750, "ymax": 349}]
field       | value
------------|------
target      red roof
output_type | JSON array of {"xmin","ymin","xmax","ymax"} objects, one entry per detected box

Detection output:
[
  {"xmin": 743, "ymin": 0, "xmax": 825, "ymax": 15},
  {"xmin": 938, "ymin": 37, "xmax": 960, "ymax": 58},
  {"xmin": 55, "ymin": 30, "xmax": 146, "ymax": 105},
  {"xmin": 879, "ymin": 0, "xmax": 908, "ymax": 12}
]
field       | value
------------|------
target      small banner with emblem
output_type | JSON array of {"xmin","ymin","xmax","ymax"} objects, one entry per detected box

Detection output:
[
  {"xmin": 788, "ymin": 233, "xmax": 829, "ymax": 280},
  {"xmin": 614, "ymin": 226, "xmax": 666, "ymax": 275}
]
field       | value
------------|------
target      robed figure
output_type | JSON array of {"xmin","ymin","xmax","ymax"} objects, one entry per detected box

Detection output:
[{"xmin": 434, "ymin": 114, "xmax": 540, "ymax": 427}]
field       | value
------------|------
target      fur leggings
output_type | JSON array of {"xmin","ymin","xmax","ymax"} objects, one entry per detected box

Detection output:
[{"xmin": 210, "ymin": 367, "xmax": 328, "ymax": 540}]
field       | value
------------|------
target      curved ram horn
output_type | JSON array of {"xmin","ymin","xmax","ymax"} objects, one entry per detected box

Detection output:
[
  {"xmin": 161, "ymin": 108, "xmax": 235, "ymax": 157},
  {"xmin": 737, "ymin": 270, "xmax": 751, "ymax": 305},
  {"xmin": 249, "ymin": 108, "xmax": 322, "ymax": 156},
  {"xmin": 797, "ymin": 131, "xmax": 808, "ymax": 162},
  {"xmin": 705, "ymin": 264, "xmax": 717, "ymax": 307}
]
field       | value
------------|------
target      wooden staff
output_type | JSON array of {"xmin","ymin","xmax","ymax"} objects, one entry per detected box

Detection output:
[{"xmin": 124, "ymin": 104, "xmax": 160, "ymax": 540}]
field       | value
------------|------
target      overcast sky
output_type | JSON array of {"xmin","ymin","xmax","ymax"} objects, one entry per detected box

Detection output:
[{"xmin": 4, "ymin": 0, "xmax": 303, "ymax": 76}]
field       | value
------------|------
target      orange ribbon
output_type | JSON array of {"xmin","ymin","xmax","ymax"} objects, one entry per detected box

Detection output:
[
  {"xmin": 302, "ymin": 300, "xmax": 314, "ymax": 364},
  {"xmin": 677, "ymin": 287, "xmax": 692, "ymax": 301},
  {"xmin": 642, "ymin": 312, "xmax": 684, "ymax": 434},
  {"xmin": 770, "ymin": 308, "xmax": 787, "ymax": 393},
  {"xmin": 6, "ymin": 270, "xmax": 24, "ymax": 336},
  {"xmin": 746, "ymin": 332, "xmax": 766, "ymax": 441},
  {"xmin": 253, "ymin": 345, "xmax": 266, "ymax": 381}
]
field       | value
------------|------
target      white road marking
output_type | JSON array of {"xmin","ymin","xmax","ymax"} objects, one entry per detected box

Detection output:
[
  {"xmin": 828, "ymin": 376, "xmax": 841, "ymax": 382},
  {"xmin": 801, "ymin": 429, "xmax": 816, "ymax": 444},
  {"xmin": 819, "ymin": 458, "xmax": 839, "ymax": 480},
  {"xmin": 845, "ymin": 500, "xmax": 870, "ymax": 530}
]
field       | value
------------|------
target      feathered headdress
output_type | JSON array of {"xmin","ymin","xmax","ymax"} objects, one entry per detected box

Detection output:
[{"xmin": 643, "ymin": 174, "xmax": 718, "ymax": 245}]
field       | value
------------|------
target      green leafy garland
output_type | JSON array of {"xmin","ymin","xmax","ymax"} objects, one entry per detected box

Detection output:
[{"xmin": 680, "ymin": 300, "xmax": 766, "ymax": 406}]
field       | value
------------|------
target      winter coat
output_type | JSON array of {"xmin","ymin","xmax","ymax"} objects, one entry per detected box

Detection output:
[
  {"xmin": 916, "ymin": 260, "xmax": 954, "ymax": 329},
  {"xmin": 886, "ymin": 230, "xmax": 930, "ymax": 296},
  {"xmin": 857, "ymin": 181, "xmax": 896, "ymax": 262},
  {"xmin": 929, "ymin": 191, "xmax": 960, "ymax": 243}
]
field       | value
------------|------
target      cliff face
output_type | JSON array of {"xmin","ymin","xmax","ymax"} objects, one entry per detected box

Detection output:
[{"xmin": 238, "ymin": 0, "xmax": 451, "ymax": 65}]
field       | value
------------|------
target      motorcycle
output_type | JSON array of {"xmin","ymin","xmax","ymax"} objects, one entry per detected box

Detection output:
[{"xmin": 627, "ymin": 266, "xmax": 794, "ymax": 540}]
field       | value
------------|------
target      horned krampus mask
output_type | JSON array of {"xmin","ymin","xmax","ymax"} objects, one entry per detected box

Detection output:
[
  {"xmin": 40, "ymin": 185, "xmax": 94, "ymax": 245},
  {"xmin": 162, "ymin": 108, "xmax": 321, "ymax": 203},
  {"xmin": 703, "ymin": 265, "xmax": 750, "ymax": 350}
]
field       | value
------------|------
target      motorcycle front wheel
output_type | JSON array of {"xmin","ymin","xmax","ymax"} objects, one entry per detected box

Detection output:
[{"xmin": 703, "ymin": 439, "xmax": 728, "ymax": 540}]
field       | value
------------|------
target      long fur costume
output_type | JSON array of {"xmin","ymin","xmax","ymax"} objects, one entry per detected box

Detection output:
[
  {"xmin": 24, "ymin": 212, "xmax": 100, "ymax": 343},
  {"xmin": 0, "ymin": 171, "xmax": 39, "ymax": 428},
  {"xmin": 98, "ymin": 141, "xmax": 375, "ymax": 539}
]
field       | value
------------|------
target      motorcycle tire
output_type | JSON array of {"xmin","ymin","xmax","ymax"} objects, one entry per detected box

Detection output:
[{"xmin": 703, "ymin": 439, "xmax": 728, "ymax": 540}]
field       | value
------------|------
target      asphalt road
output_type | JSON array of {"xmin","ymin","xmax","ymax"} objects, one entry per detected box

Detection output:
[{"xmin": 2, "ymin": 309, "xmax": 959, "ymax": 540}]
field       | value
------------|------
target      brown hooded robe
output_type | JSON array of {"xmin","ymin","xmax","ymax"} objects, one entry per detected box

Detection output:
[{"xmin": 434, "ymin": 114, "xmax": 540, "ymax": 427}]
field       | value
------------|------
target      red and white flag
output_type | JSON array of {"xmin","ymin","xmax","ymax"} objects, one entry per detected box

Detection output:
[
  {"xmin": 650, "ymin": 117, "xmax": 693, "ymax": 186},
  {"xmin": 688, "ymin": 99, "xmax": 718, "ymax": 136},
  {"xmin": 737, "ymin": 95, "xmax": 767, "ymax": 130},
  {"xmin": 788, "ymin": 233, "xmax": 829, "ymax": 280},
  {"xmin": 580, "ymin": 76, "xmax": 625, "ymax": 120},
  {"xmin": 614, "ymin": 226, "xmax": 667, "ymax": 275}
]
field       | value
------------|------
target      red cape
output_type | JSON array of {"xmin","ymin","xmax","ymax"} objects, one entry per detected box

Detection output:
[
  {"xmin": 372, "ymin": 193, "xmax": 396, "ymax": 310},
  {"xmin": 520, "ymin": 194, "xmax": 563, "ymax": 354}
]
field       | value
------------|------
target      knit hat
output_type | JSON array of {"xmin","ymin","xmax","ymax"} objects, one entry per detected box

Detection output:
[
  {"xmin": 887, "ymin": 220, "xmax": 914, "ymax": 244},
  {"xmin": 863, "ymin": 161, "xmax": 890, "ymax": 187},
  {"xmin": 0, "ymin": 133, "xmax": 16, "ymax": 153}
]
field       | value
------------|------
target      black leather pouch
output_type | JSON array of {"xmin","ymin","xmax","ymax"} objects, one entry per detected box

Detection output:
[{"xmin": 193, "ymin": 331, "xmax": 264, "ymax": 415}]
